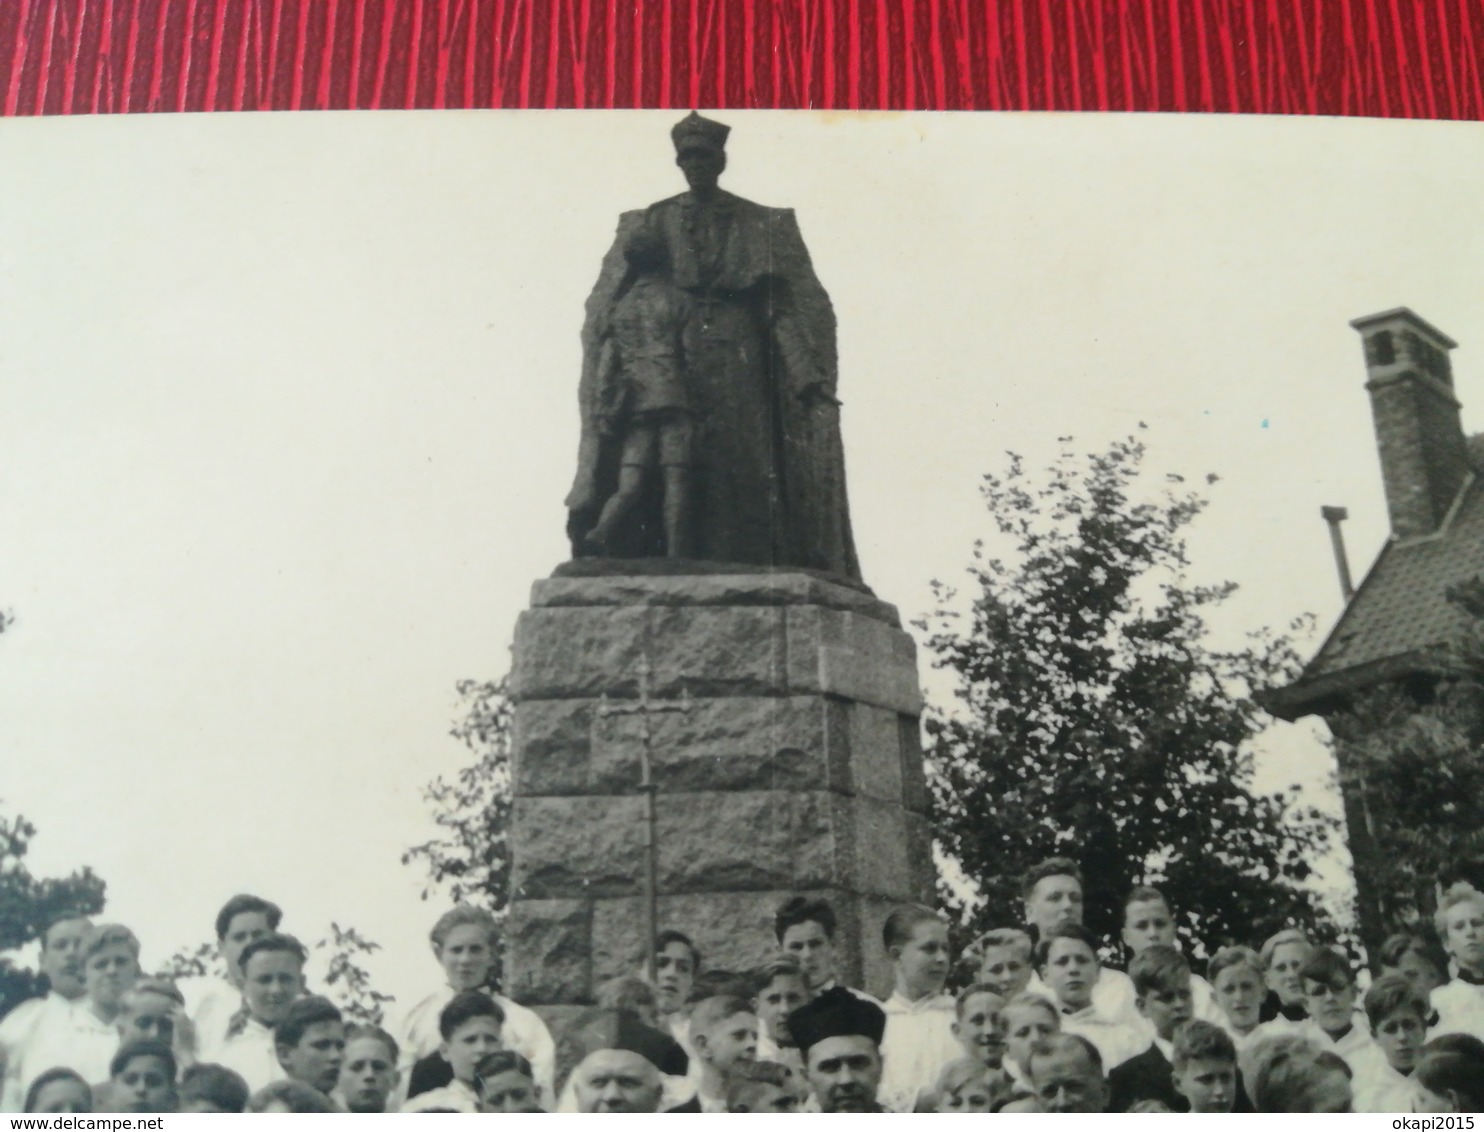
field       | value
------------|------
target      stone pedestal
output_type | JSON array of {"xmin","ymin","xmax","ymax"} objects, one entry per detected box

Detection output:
[{"xmin": 505, "ymin": 570, "xmax": 934, "ymax": 1005}]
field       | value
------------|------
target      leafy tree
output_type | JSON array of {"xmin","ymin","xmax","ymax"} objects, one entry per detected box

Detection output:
[
  {"xmin": 155, "ymin": 941, "xmax": 222, "ymax": 982},
  {"xmin": 402, "ymin": 678, "xmax": 513, "ymax": 910},
  {"xmin": 401, "ymin": 678, "xmax": 512, "ymax": 986},
  {"xmin": 1325, "ymin": 578, "xmax": 1484, "ymax": 948},
  {"xmin": 0, "ymin": 810, "xmax": 109, "ymax": 1015},
  {"xmin": 919, "ymin": 431, "xmax": 1338, "ymax": 958},
  {"xmin": 314, "ymin": 923, "xmax": 395, "ymax": 1025}
]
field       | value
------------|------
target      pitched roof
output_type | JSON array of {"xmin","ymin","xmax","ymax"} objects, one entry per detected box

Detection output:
[{"xmin": 1263, "ymin": 435, "xmax": 1484, "ymax": 720}]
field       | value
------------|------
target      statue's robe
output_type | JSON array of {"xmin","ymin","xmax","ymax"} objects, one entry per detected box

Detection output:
[{"xmin": 565, "ymin": 189, "xmax": 861, "ymax": 583}]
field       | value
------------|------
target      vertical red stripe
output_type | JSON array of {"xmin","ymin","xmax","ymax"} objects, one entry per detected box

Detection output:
[
  {"xmin": 318, "ymin": 0, "xmax": 339, "ymax": 107},
  {"xmin": 34, "ymin": 0, "xmax": 57, "ymax": 115},
  {"xmin": 1459, "ymin": 0, "xmax": 1484, "ymax": 110}
]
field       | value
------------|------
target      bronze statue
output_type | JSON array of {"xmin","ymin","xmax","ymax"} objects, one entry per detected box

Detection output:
[{"xmin": 566, "ymin": 113, "xmax": 861, "ymax": 582}]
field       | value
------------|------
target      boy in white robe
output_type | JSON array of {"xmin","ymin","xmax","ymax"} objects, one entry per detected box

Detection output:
[
  {"xmin": 1351, "ymin": 973, "xmax": 1428, "ymax": 1111},
  {"xmin": 876, "ymin": 905, "xmax": 958, "ymax": 1112},
  {"xmin": 215, "ymin": 932, "xmax": 306, "ymax": 1093},
  {"xmin": 18, "ymin": 924, "xmax": 141, "ymax": 1096},
  {"xmin": 0, "ymin": 912, "xmax": 91, "ymax": 1112},
  {"xmin": 400, "ymin": 991, "xmax": 504, "ymax": 1114},
  {"xmin": 1034, "ymin": 922, "xmax": 1147, "ymax": 1072},
  {"xmin": 1430, "ymin": 884, "xmax": 1484, "ymax": 1042},
  {"xmin": 393, "ymin": 904, "xmax": 554, "ymax": 1105},
  {"xmin": 1296, "ymin": 947, "xmax": 1376, "ymax": 1074},
  {"xmin": 183, "ymin": 894, "xmax": 281, "ymax": 1061},
  {"xmin": 1020, "ymin": 858, "xmax": 1142, "ymax": 1032}
]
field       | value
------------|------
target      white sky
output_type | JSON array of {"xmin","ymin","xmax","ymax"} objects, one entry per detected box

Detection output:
[{"xmin": 2, "ymin": 110, "xmax": 1483, "ymax": 1006}]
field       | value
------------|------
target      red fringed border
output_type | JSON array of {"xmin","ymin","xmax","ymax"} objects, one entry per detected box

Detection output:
[{"xmin": 0, "ymin": 0, "xmax": 1479, "ymax": 118}]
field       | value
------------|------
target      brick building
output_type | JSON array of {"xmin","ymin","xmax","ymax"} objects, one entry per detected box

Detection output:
[{"xmin": 1263, "ymin": 308, "xmax": 1484, "ymax": 952}]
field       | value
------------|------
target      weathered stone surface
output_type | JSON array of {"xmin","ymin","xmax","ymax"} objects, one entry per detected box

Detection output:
[
  {"xmin": 644, "ymin": 606, "xmax": 787, "ymax": 696},
  {"xmin": 899, "ymin": 714, "xmax": 929, "ymax": 814},
  {"xmin": 514, "ymin": 696, "xmax": 836, "ymax": 796},
  {"xmin": 846, "ymin": 703, "xmax": 906, "ymax": 803},
  {"xmin": 504, "ymin": 900, "xmax": 591, "ymax": 1004},
  {"xmin": 903, "ymin": 812, "xmax": 938, "ymax": 897},
  {"xmin": 829, "ymin": 794, "xmax": 926, "ymax": 899},
  {"xmin": 656, "ymin": 792, "xmax": 837, "ymax": 892},
  {"xmin": 512, "ymin": 699, "xmax": 597, "ymax": 796},
  {"xmin": 512, "ymin": 607, "xmax": 651, "ymax": 700},
  {"xmin": 512, "ymin": 605, "xmax": 787, "ymax": 700},
  {"xmin": 855, "ymin": 893, "xmax": 905, "ymax": 998},
  {"xmin": 510, "ymin": 795, "xmax": 645, "ymax": 899},
  {"xmin": 598, "ymin": 697, "xmax": 833, "ymax": 795},
  {"xmin": 590, "ymin": 891, "xmax": 834, "ymax": 988},
  {"xmin": 533, "ymin": 570, "xmax": 901, "ymax": 626},
  {"xmin": 506, "ymin": 571, "xmax": 934, "ymax": 1006},
  {"xmin": 785, "ymin": 605, "xmax": 923, "ymax": 714}
]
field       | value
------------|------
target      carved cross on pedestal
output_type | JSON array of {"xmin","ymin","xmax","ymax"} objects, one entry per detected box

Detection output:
[{"xmin": 597, "ymin": 654, "xmax": 692, "ymax": 982}]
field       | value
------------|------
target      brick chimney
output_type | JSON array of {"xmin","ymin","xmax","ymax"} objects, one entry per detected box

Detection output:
[{"xmin": 1351, "ymin": 308, "xmax": 1472, "ymax": 541}]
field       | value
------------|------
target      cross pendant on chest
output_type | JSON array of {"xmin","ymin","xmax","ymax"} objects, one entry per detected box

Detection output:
[{"xmin": 597, "ymin": 654, "xmax": 692, "ymax": 982}]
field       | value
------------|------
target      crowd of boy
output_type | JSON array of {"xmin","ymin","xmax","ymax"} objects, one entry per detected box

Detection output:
[{"xmin": 2, "ymin": 857, "xmax": 1483, "ymax": 1114}]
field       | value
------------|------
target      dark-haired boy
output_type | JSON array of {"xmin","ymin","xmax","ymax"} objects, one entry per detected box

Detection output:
[
  {"xmin": 107, "ymin": 1037, "xmax": 177, "ymax": 1113},
  {"xmin": 650, "ymin": 929, "xmax": 699, "ymax": 1039},
  {"xmin": 274, "ymin": 996, "xmax": 345, "ymax": 1098},
  {"xmin": 336, "ymin": 1024, "xmax": 399, "ymax": 1113},
  {"xmin": 1107, "ymin": 944, "xmax": 1193, "ymax": 1111},
  {"xmin": 1351, "ymin": 973, "xmax": 1429, "ymax": 1112},
  {"xmin": 177, "ymin": 1063, "xmax": 250, "ymax": 1113},
  {"xmin": 1170, "ymin": 1020, "xmax": 1238, "ymax": 1113},
  {"xmin": 1033, "ymin": 923, "xmax": 1145, "ymax": 1072},
  {"xmin": 1021, "ymin": 859, "xmax": 1141, "ymax": 1032},
  {"xmin": 401, "ymin": 990, "xmax": 505, "ymax": 1113},
  {"xmin": 216, "ymin": 932, "xmax": 306, "ymax": 1092},
  {"xmin": 1298, "ymin": 948, "xmax": 1376, "ymax": 1073},
  {"xmin": 1120, "ymin": 886, "xmax": 1224, "ymax": 1031},
  {"xmin": 773, "ymin": 896, "xmax": 879, "ymax": 1005},
  {"xmin": 186, "ymin": 894, "xmax": 282, "ymax": 1062}
]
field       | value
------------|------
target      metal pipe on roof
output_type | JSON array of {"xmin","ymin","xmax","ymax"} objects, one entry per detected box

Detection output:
[{"xmin": 1322, "ymin": 505, "xmax": 1356, "ymax": 602}]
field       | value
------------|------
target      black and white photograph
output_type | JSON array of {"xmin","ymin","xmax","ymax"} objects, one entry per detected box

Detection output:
[{"xmin": 2, "ymin": 108, "xmax": 1484, "ymax": 1114}]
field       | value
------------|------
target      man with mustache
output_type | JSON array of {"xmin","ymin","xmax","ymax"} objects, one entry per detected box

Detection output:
[
  {"xmin": 789, "ymin": 985, "xmax": 888, "ymax": 1113},
  {"xmin": 0, "ymin": 911, "xmax": 92, "ymax": 1111}
]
